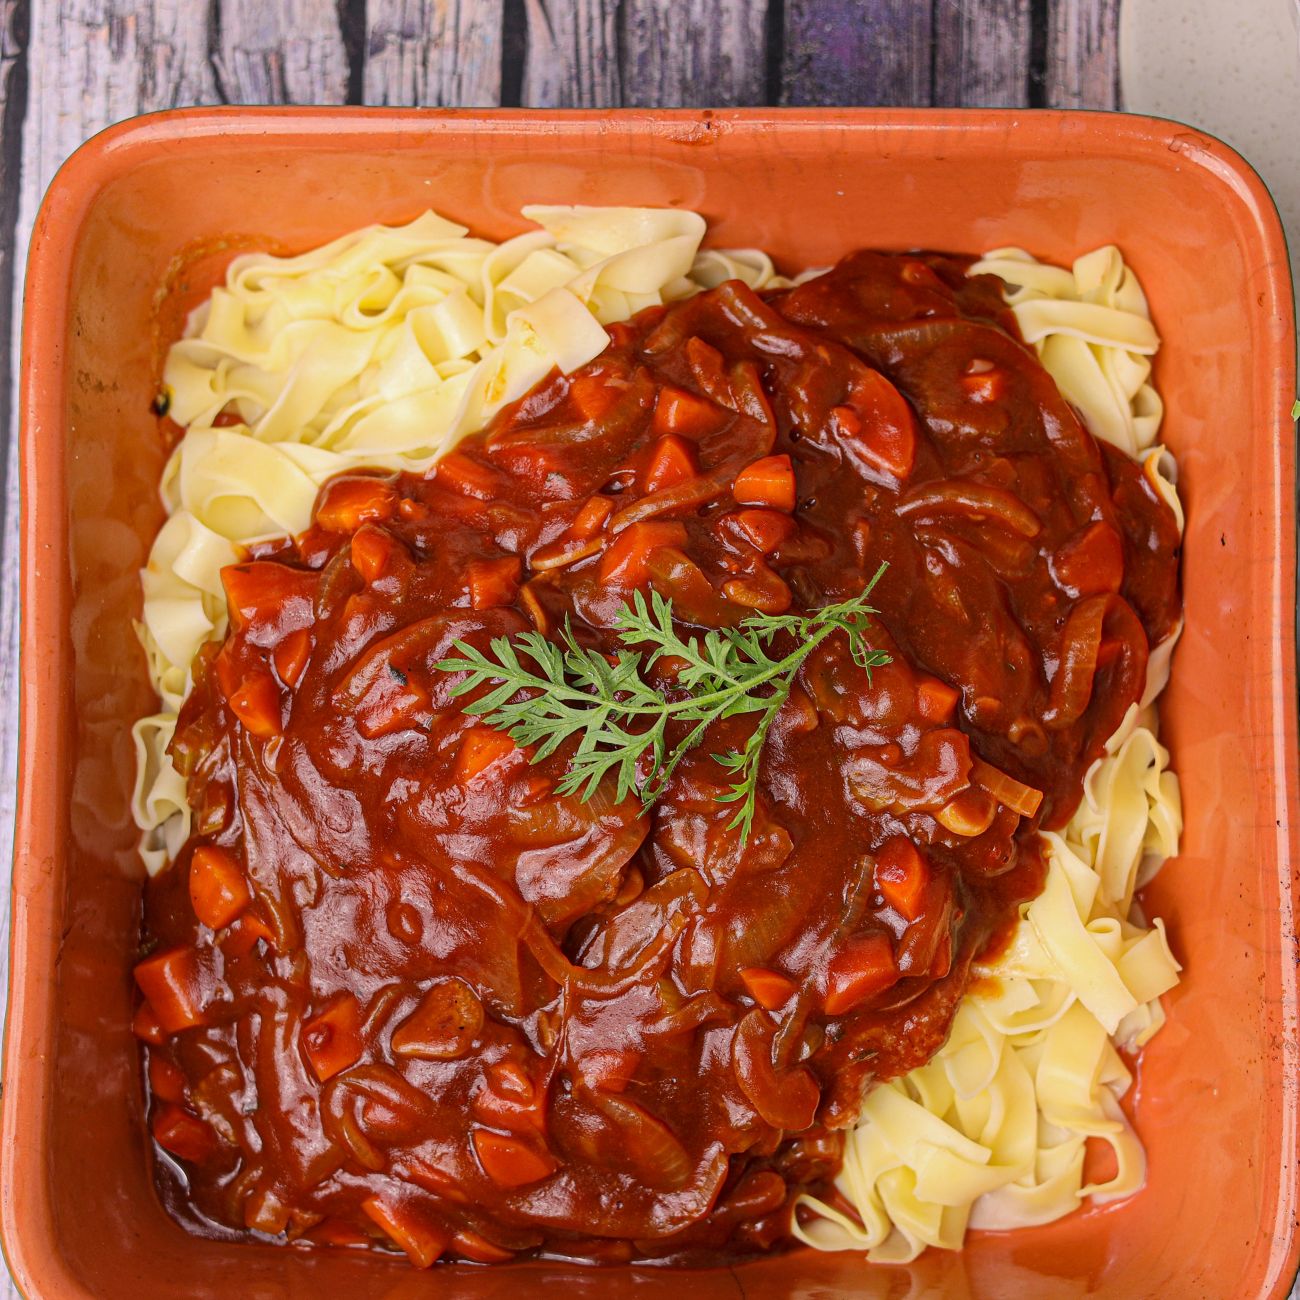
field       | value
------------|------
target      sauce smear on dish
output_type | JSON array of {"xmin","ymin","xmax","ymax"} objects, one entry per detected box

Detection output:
[{"xmin": 138, "ymin": 252, "xmax": 1181, "ymax": 1264}]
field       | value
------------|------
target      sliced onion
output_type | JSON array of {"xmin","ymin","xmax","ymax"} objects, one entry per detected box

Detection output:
[{"xmin": 969, "ymin": 756, "xmax": 1043, "ymax": 819}]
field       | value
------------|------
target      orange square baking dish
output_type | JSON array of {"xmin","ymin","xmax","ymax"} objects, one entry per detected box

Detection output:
[{"xmin": 2, "ymin": 107, "xmax": 1297, "ymax": 1299}]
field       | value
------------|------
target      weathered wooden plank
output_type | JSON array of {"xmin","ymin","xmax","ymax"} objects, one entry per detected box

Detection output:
[
  {"xmin": 364, "ymin": 0, "xmax": 504, "ymax": 106},
  {"xmin": 521, "ymin": 0, "xmax": 620, "ymax": 107},
  {"xmin": 1046, "ymin": 0, "xmax": 1118, "ymax": 108},
  {"xmin": 0, "ymin": 11, "xmax": 27, "ymax": 1286},
  {"xmin": 212, "ymin": 0, "xmax": 350, "ymax": 104},
  {"xmin": 932, "ymin": 0, "xmax": 1032, "ymax": 107},
  {"xmin": 619, "ymin": 0, "xmax": 768, "ymax": 107},
  {"xmin": 781, "ymin": 0, "xmax": 933, "ymax": 106}
]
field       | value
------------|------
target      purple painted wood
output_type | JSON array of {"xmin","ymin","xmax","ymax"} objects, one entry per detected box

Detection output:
[
  {"xmin": 781, "ymin": 0, "xmax": 933, "ymax": 106},
  {"xmin": 933, "ymin": 0, "xmax": 1033, "ymax": 108}
]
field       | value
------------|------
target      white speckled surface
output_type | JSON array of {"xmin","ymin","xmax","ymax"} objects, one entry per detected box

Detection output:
[{"xmin": 1121, "ymin": 0, "xmax": 1300, "ymax": 333}]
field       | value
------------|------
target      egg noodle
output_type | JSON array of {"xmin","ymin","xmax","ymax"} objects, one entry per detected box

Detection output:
[{"xmin": 131, "ymin": 216, "xmax": 1183, "ymax": 1260}]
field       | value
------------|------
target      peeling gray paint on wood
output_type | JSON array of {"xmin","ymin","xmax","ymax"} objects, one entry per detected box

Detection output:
[
  {"xmin": 933, "ymin": 0, "xmax": 1033, "ymax": 108},
  {"xmin": 213, "ymin": 0, "xmax": 350, "ymax": 104},
  {"xmin": 1047, "ymin": 0, "xmax": 1119, "ymax": 107},
  {"xmin": 365, "ymin": 0, "xmax": 504, "ymax": 106},
  {"xmin": 521, "ymin": 0, "xmax": 621, "ymax": 107}
]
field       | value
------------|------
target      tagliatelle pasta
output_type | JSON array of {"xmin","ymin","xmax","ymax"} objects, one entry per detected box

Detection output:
[
  {"xmin": 793, "ymin": 248, "xmax": 1184, "ymax": 1262},
  {"xmin": 133, "ymin": 207, "xmax": 787, "ymax": 872},
  {"xmin": 130, "ymin": 218, "xmax": 1185, "ymax": 1266}
]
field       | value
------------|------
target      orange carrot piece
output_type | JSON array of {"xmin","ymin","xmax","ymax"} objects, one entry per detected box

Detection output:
[
  {"xmin": 915, "ymin": 677, "xmax": 960, "ymax": 723},
  {"xmin": 132, "ymin": 1000, "xmax": 169, "ymax": 1045},
  {"xmin": 467, "ymin": 556, "xmax": 523, "ymax": 610},
  {"xmin": 733, "ymin": 455, "xmax": 796, "ymax": 512},
  {"xmin": 188, "ymin": 844, "xmax": 252, "ymax": 930},
  {"xmin": 568, "ymin": 373, "xmax": 621, "ymax": 423},
  {"xmin": 221, "ymin": 910, "xmax": 276, "ymax": 958},
  {"xmin": 360, "ymin": 1196, "xmax": 448, "ymax": 1269},
  {"xmin": 471, "ymin": 1130, "xmax": 557, "ymax": 1188},
  {"xmin": 598, "ymin": 521, "xmax": 689, "ymax": 586},
  {"xmin": 434, "ymin": 452, "xmax": 498, "ymax": 501},
  {"xmin": 152, "ymin": 1103, "xmax": 218, "ymax": 1164},
  {"xmin": 724, "ymin": 508, "xmax": 796, "ymax": 555},
  {"xmin": 220, "ymin": 562, "xmax": 316, "ymax": 633},
  {"xmin": 1051, "ymin": 521, "xmax": 1124, "ymax": 597},
  {"xmin": 273, "ymin": 628, "xmax": 312, "ymax": 689},
  {"xmin": 722, "ymin": 567, "xmax": 793, "ymax": 615},
  {"xmin": 148, "ymin": 1054, "xmax": 189, "ymax": 1104},
  {"xmin": 350, "ymin": 527, "xmax": 393, "ymax": 584},
  {"xmin": 570, "ymin": 495, "xmax": 614, "ymax": 540},
  {"xmin": 874, "ymin": 837, "xmax": 931, "ymax": 923},
  {"xmin": 740, "ymin": 967, "xmax": 797, "ymax": 1011},
  {"xmin": 227, "ymin": 671, "xmax": 282, "ymax": 738},
  {"xmin": 134, "ymin": 947, "xmax": 207, "ymax": 1033},
  {"xmin": 639, "ymin": 435, "xmax": 699, "ymax": 494},
  {"xmin": 301, "ymin": 994, "xmax": 365, "ymax": 1082},
  {"xmin": 823, "ymin": 932, "xmax": 899, "ymax": 1015},
  {"xmin": 315, "ymin": 476, "xmax": 399, "ymax": 533},
  {"xmin": 652, "ymin": 385, "xmax": 723, "ymax": 438},
  {"xmin": 456, "ymin": 726, "xmax": 516, "ymax": 784}
]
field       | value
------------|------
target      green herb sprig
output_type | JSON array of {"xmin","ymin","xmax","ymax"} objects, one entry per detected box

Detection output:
[{"xmin": 434, "ymin": 562, "xmax": 890, "ymax": 841}]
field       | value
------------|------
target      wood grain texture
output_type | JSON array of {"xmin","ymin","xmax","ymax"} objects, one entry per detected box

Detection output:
[
  {"xmin": 212, "ymin": 0, "xmax": 350, "ymax": 104},
  {"xmin": 932, "ymin": 0, "xmax": 1032, "ymax": 107},
  {"xmin": 619, "ymin": 0, "xmax": 768, "ymax": 107},
  {"xmin": 781, "ymin": 0, "xmax": 933, "ymax": 106},
  {"xmin": 521, "ymin": 0, "xmax": 620, "ymax": 106},
  {"xmin": 364, "ymin": 0, "xmax": 503, "ymax": 105},
  {"xmin": 1046, "ymin": 0, "xmax": 1118, "ymax": 108}
]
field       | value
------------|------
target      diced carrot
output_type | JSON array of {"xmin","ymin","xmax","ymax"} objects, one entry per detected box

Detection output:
[
  {"xmin": 132, "ymin": 1001, "xmax": 169, "ymax": 1045},
  {"xmin": 188, "ymin": 844, "xmax": 252, "ymax": 931},
  {"xmin": 471, "ymin": 1130, "xmax": 557, "ymax": 1188},
  {"xmin": 134, "ymin": 947, "xmax": 207, "ymax": 1033},
  {"xmin": 740, "ymin": 967, "xmax": 797, "ymax": 1011},
  {"xmin": 452, "ymin": 1229, "xmax": 515, "ymax": 1264},
  {"xmin": 227, "ymin": 671, "xmax": 282, "ymax": 739},
  {"xmin": 306, "ymin": 1218, "xmax": 374, "ymax": 1248},
  {"xmin": 570, "ymin": 495, "xmax": 614, "ymax": 540},
  {"xmin": 148, "ymin": 1053, "xmax": 189, "ymax": 1104},
  {"xmin": 361, "ymin": 1196, "xmax": 448, "ymax": 1269},
  {"xmin": 220, "ymin": 561, "xmax": 316, "ymax": 633},
  {"xmin": 1051, "ymin": 521, "xmax": 1124, "ymax": 597},
  {"xmin": 568, "ymin": 373, "xmax": 621, "ymax": 423},
  {"xmin": 456, "ymin": 726, "xmax": 516, "ymax": 784},
  {"xmin": 960, "ymin": 369, "xmax": 1007, "ymax": 403},
  {"xmin": 152, "ymin": 1103, "xmax": 218, "ymax": 1164},
  {"xmin": 273, "ymin": 628, "xmax": 312, "ymax": 688},
  {"xmin": 652, "ymin": 385, "xmax": 723, "ymax": 438},
  {"xmin": 350, "ymin": 527, "xmax": 393, "ymax": 584},
  {"xmin": 467, "ymin": 556, "xmax": 523, "ymax": 610},
  {"xmin": 315, "ymin": 476, "xmax": 399, "ymax": 533},
  {"xmin": 733, "ymin": 455, "xmax": 796, "ymax": 512},
  {"xmin": 840, "ymin": 368, "xmax": 917, "ymax": 481},
  {"xmin": 301, "ymin": 994, "xmax": 365, "ymax": 1082},
  {"xmin": 598, "ymin": 521, "xmax": 689, "ymax": 586},
  {"xmin": 874, "ymin": 837, "xmax": 931, "ymax": 923},
  {"xmin": 823, "ymin": 932, "xmax": 899, "ymax": 1016},
  {"xmin": 639, "ymin": 435, "xmax": 699, "ymax": 495},
  {"xmin": 221, "ymin": 911, "xmax": 276, "ymax": 958},
  {"xmin": 434, "ymin": 452, "xmax": 498, "ymax": 502},
  {"xmin": 723, "ymin": 508, "xmax": 796, "ymax": 555},
  {"xmin": 915, "ymin": 677, "xmax": 960, "ymax": 723}
]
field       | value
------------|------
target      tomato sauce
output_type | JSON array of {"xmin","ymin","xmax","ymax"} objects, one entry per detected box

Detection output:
[{"xmin": 137, "ymin": 251, "xmax": 1181, "ymax": 1265}]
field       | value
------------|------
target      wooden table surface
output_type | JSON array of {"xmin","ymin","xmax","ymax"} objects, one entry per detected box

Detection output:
[{"xmin": 0, "ymin": 1, "xmax": 1143, "ymax": 1295}]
